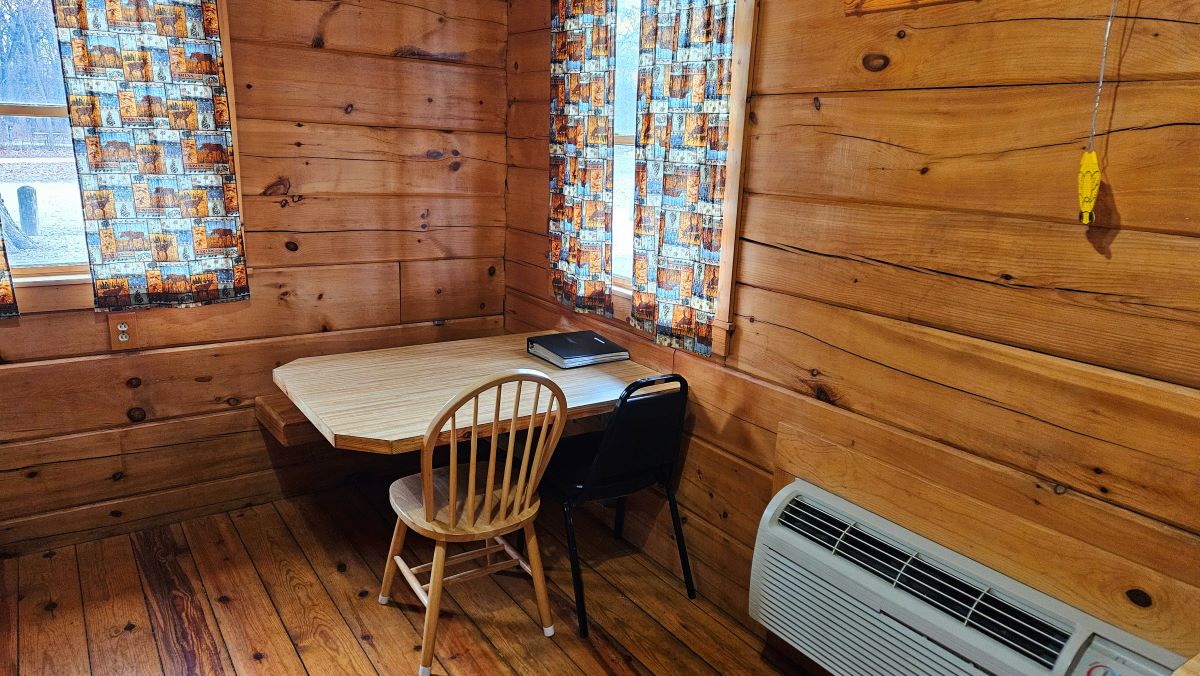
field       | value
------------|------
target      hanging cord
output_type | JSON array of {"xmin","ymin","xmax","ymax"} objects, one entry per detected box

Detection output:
[{"xmin": 1087, "ymin": 0, "xmax": 1121, "ymax": 151}]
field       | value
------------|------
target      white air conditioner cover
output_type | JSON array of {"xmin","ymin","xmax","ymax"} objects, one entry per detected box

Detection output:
[{"xmin": 749, "ymin": 478, "xmax": 1184, "ymax": 676}]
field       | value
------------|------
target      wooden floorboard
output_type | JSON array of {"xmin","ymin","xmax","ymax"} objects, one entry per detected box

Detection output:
[
  {"xmin": 131, "ymin": 525, "xmax": 233, "ymax": 675},
  {"xmin": 77, "ymin": 536, "xmax": 163, "ymax": 676},
  {"xmin": 16, "ymin": 546, "xmax": 90, "ymax": 675},
  {"xmin": 230, "ymin": 504, "xmax": 378, "ymax": 675},
  {"xmin": 3, "ymin": 482, "xmax": 782, "ymax": 675}
]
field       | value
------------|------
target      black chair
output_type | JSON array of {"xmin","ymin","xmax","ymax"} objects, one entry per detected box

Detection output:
[{"xmin": 539, "ymin": 373, "xmax": 696, "ymax": 637}]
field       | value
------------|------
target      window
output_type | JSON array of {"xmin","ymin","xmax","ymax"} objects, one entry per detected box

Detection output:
[
  {"xmin": 0, "ymin": 0, "xmax": 89, "ymax": 277},
  {"xmin": 610, "ymin": 0, "xmax": 640, "ymax": 292}
]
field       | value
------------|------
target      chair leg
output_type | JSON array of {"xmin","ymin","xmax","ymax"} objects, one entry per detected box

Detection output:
[
  {"xmin": 562, "ymin": 501, "xmax": 589, "ymax": 638},
  {"xmin": 613, "ymin": 497, "xmax": 627, "ymax": 540},
  {"xmin": 665, "ymin": 486, "xmax": 697, "ymax": 599},
  {"xmin": 379, "ymin": 518, "xmax": 408, "ymax": 604},
  {"xmin": 419, "ymin": 541, "xmax": 448, "ymax": 676},
  {"xmin": 523, "ymin": 522, "xmax": 555, "ymax": 637}
]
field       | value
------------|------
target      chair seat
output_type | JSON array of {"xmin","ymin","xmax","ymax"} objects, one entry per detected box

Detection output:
[
  {"xmin": 390, "ymin": 462, "xmax": 541, "ymax": 542},
  {"xmin": 540, "ymin": 431, "xmax": 604, "ymax": 496},
  {"xmin": 541, "ymin": 430, "xmax": 663, "ymax": 502}
]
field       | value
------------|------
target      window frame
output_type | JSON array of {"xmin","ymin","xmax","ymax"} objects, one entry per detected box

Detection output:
[
  {"xmin": 0, "ymin": 102, "xmax": 95, "ymax": 310},
  {"xmin": 603, "ymin": 0, "xmax": 758, "ymax": 357}
]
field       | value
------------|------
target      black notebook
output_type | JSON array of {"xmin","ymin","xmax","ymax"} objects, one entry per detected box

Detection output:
[{"xmin": 527, "ymin": 331, "xmax": 630, "ymax": 369}]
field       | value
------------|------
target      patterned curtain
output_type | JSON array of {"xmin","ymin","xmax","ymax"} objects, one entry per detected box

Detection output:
[
  {"xmin": 0, "ymin": 230, "xmax": 16, "ymax": 318},
  {"xmin": 549, "ymin": 0, "xmax": 616, "ymax": 316},
  {"xmin": 630, "ymin": 0, "xmax": 735, "ymax": 356},
  {"xmin": 53, "ymin": 0, "xmax": 248, "ymax": 310}
]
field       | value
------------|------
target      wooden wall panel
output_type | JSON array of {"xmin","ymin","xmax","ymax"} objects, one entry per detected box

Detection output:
[
  {"xmin": 503, "ymin": 0, "xmax": 1200, "ymax": 649},
  {"xmin": 754, "ymin": 1, "xmax": 1200, "ymax": 94},
  {"xmin": 0, "ymin": 318, "xmax": 502, "ymax": 443},
  {"xmin": 506, "ymin": 166, "xmax": 549, "ymax": 233},
  {"xmin": 730, "ymin": 284, "xmax": 1200, "ymax": 532},
  {"xmin": 400, "ymin": 258, "xmax": 505, "ymax": 322},
  {"xmin": 507, "ymin": 0, "xmax": 550, "ymax": 35},
  {"xmin": 238, "ymin": 120, "xmax": 506, "ymax": 197},
  {"xmin": 780, "ymin": 402, "xmax": 1200, "ymax": 590},
  {"xmin": 232, "ymin": 42, "xmax": 505, "ymax": 132},
  {"xmin": 242, "ymin": 195, "xmax": 506, "ymax": 232},
  {"xmin": 0, "ymin": 0, "xmax": 509, "ymax": 555},
  {"xmin": 228, "ymin": 0, "xmax": 507, "ymax": 67},
  {"xmin": 745, "ymin": 82, "xmax": 1200, "ymax": 235},
  {"xmin": 738, "ymin": 197, "xmax": 1200, "ymax": 389},
  {"xmin": 245, "ymin": 227, "xmax": 504, "ymax": 268}
]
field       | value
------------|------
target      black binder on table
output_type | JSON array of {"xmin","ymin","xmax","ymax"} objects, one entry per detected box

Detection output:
[{"xmin": 527, "ymin": 331, "xmax": 630, "ymax": 369}]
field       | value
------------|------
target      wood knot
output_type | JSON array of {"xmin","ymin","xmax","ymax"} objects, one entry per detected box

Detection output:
[
  {"xmin": 862, "ymin": 53, "xmax": 890, "ymax": 72},
  {"xmin": 44, "ymin": 601, "xmax": 58, "ymax": 612},
  {"xmin": 812, "ymin": 97, "xmax": 821, "ymax": 111},
  {"xmin": 126, "ymin": 377, "xmax": 142, "ymax": 389},
  {"xmin": 217, "ymin": 595, "xmax": 231, "ymax": 604},
  {"xmin": 449, "ymin": 161, "xmax": 461, "ymax": 172},
  {"xmin": 111, "ymin": 471, "xmax": 125, "ymax": 482},
  {"xmin": 110, "ymin": 510, "xmax": 123, "ymax": 517},
  {"xmin": 285, "ymin": 241, "xmax": 299, "ymax": 252},
  {"xmin": 127, "ymin": 407, "xmax": 147, "ymax": 423},
  {"xmin": 124, "ymin": 622, "xmax": 136, "ymax": 632},
  {"xmin": 896, "ymin": 30, "xmax": 906, "ymax": 39},
  {"xmin": 426, "ymin": 149, "xmax": 444, "ymax": 160},
  {"xmin": 25, "ymin": 470, "xmax": 38, "ymax": 479},
  {"xmin": 336, "ymin": 562, "xmax": 347, "ymax": 573},
  {"xmin": 357, "ymin": 590, "xmax": 368, "ymax": 598},
  {"xmin": 813, "ymin": 386, "xmax": 834, "ymax": 404},
  {"xmin": 311, "ymin": 35, "xmax": 325, "ymax": 48},
  {"xmin": 262, "ymin": 177, "xmax": 291, "ymax": 196},
  {"xmin": 488, "ymin": 266, "xmax": 497, "ymax": 276},
  {"xmin": 1125, "ymin": 588, "xmax": 1152, "ymax": 608},
  {"xmin": 344, "ymin": 103, "xmax": 354, "ymax": 114}
]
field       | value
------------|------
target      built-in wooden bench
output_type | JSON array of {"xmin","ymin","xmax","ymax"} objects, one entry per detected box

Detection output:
[{"xmin": 255, "ymin": 392, "xmax": 324, "ymax": 447}]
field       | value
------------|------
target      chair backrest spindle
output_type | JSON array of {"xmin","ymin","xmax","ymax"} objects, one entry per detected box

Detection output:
[{"xmin": 421, "ymin": 370, "xmax": 567, "ymax": 531}]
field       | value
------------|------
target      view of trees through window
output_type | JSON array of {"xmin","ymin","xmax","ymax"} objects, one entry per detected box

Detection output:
[
  {"xmin": 611, "ymin": 0, "xmax": 640, "ymax": 287},
  {"xmin": 1, "ymin": 0, "xmax": 89, "ymax": 269}
]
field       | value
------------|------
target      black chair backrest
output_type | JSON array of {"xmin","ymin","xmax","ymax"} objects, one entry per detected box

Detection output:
[{"xmin": 580, "ymin": 374, "xmax": 688, "ymax": 499}]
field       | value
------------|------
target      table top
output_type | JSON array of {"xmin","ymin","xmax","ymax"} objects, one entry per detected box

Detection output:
[{"xmin": 272, "ymin": 331, "xmax": 662, "ymax": 454}]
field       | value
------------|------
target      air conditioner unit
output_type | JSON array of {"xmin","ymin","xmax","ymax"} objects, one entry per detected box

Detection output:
[{"xmin": 750, "ymin": 478, "xmax": 1187, "ymax": 676}]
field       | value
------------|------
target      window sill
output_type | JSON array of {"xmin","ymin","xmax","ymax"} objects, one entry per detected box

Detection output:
[{"xmin": 12, "ymin": 274, "xmax": 93, "ymax": 313}]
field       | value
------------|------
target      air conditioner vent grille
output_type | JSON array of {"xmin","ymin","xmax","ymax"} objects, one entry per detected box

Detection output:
[{"xmin": 779, "ymin": 496, "xmax": 1071, "ymax": 670}]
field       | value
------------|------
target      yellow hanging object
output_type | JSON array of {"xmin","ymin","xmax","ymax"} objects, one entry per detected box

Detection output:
[{"xmin": 1078, "ymin": 150, "xmax": 1101, "ymax": 224}]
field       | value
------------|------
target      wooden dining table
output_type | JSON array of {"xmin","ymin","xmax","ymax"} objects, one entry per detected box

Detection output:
[{"xmin": 260, "ymin": 331, "xmax": 663, "ymax": 454}]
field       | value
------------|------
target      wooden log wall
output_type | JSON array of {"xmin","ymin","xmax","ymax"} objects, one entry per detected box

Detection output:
[
  {"xmin": 0, "ymin": 0, "xmax": 510, "ymax": 557},
  {"xmin": 502, "ymin": 0, "xmax": 1200, "ymax": 650}
]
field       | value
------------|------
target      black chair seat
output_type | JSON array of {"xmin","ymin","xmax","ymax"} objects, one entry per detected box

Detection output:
[{"xmin": 541, "ymin": 431, "xmax": 603, "ymax": 496}]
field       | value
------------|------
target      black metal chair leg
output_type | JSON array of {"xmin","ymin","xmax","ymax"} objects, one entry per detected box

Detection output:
[
  {"xmin": 613, "ymin": 497, "xmax": 626, "ymax": 540},
  {"xmin": 562, "ymin": 501, "xmax": 589, "ymax": 637},
  {"xmin": 665, "ymin": 486, "xmax": 697, "ymax": 599}
]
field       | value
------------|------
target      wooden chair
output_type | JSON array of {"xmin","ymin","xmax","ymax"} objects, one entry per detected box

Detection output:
[{"xmin": 377, "ymin": 369, "xmax": 569, "ymax": 676}]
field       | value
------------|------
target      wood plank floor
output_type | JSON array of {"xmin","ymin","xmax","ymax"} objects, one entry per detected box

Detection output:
[{"xmin": 1, "ymin": 482, "xmax": 784, "ymax": 675}]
